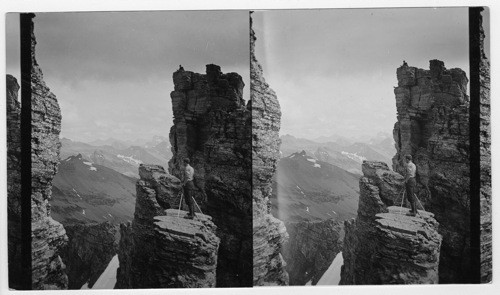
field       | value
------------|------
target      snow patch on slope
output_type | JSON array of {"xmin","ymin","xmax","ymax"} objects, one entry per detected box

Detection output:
[
  {"xmin": 341, "ymin": 151, "xmax": 366, "ymax": 163},
  {"xmin": 72, "ymin": 188, "xmax": 82, "ymax": 199},
  {"xmin": 296, "ymin": 185, "xmax": 305, "ymax": 196},
  {"xmin": 81, "ymin": 255, "xmax": 119, "ymax": 289},
  {"xmin": 317, "ymin": 252, "xmax": 343, "ymax": 285},
  {"xmin": 117, "ymin": 154, "xmax": 142, "ymax": 166}
]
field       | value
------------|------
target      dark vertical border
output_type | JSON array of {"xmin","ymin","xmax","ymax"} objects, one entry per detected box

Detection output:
[
  {"xmin": 249, "ymin": 10, "xmax": 254, "ymax": 288},
  {"xmin": 468, "ymin": 6, "xmax": 482, "ymax": 285},
  {"xmin": 20, "ymin": 12, "xmax": 35, "ymax": 290}
]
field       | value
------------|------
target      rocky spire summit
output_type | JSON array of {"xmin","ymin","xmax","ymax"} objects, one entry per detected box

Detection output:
[
  {"xmin": 116, "ymin": 164, "xmax": 219, "ymax": 288},
  {"xmin": 340, "ymin": 161, "xmax": 441, "ymax": 284},
  {"xmin": 392, "ymin": 60, "xmax": 470, "ymax": 283},
  {"xmin": 168, "ymin": 64, "xmax": 252, "ymax": 286}
]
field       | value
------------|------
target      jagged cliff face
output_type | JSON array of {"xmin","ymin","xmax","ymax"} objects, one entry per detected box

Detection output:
[
  {"xmin": 7, "ymin": 74, "xmax": 23, "ymax": 289},
  {"xmin": 116, "ymin": 164, "xmax": 219, "ymax": 288},
  {"xmin": 61, "ymin": 222, "xmax": 119, "ymax": 289},
  {"xmin": 153, "ymin": 211, "xmax": 220, "ymax": 287},
  {"xmin": 392, "ymin": 60, "xmax": 470, "ymax": 283},
  {"xmin": 27, "ymin": 16, "xmax": 69, "ymax": 290},
  {"xmin": 283, "ymin": 220, "xmax": 342, "ymax": 285},
  {"xmin": 168, "ymin": 64, "xmax": 252, "ymax": 287},
  {"xmin": 116, "ymin": 164, "xmax": 181, "ymax": 288},
  {"xmin": 250, "ymin": 17, "xmax": 289, "ymax": 286},
  {"xmin": 340, "ymin": 161, "xmax": 442, "ymax": 284},
  {"xmin": 478, "ymin": 11, "xmax": 491, "ymax": 283}
]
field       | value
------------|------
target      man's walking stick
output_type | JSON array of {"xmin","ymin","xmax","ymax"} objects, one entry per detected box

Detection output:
[
  {"xmin": 414, "ymin": 193, "xmax": 425, "ymax": 211},
  {"xmin": 177, "ymin": 191, "xmax": 183, "ymax": 217},
  {"xmin": 193, "ymin": 197, "xmax": 204, "ymax": 215}
]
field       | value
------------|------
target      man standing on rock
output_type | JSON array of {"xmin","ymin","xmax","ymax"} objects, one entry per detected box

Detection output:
[
  {"xmin": 183, "ymin": 158, "xmax": 196, "ymax": 219},
  {"xmin": 404, "ymin": 154, "xmax": 418, "ymax": 216}
]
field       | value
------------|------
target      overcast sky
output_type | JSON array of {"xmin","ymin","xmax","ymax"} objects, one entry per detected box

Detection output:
[
  {"xmin": 6, "ymin": 9, "xmax": 490, "ymax": 143},
  {"xmin": 6, "ymin": 11, "xmax": 249, "ymax": 143},
  {"xmin": 253, "ymin": 8, "xmax": 477, "ymax": 140}
]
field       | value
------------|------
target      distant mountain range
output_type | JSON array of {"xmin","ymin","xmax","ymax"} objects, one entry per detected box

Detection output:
[
  {"xmin": 271, "ymin": 151, "xmax": 360, "ymax": 223},
  {"xmin": 60, "ymin": 136, "xmax": 172, "ymax": 178},
  {"xmin": 51, "ymin": 154, "xmax": 137, "ymax": 225},
  {"xmin": 280, "ymin": 133, "xmax": 395, "ymax": 174},
  {"xmin": 88, "ymin": 135, "xmax": 169, "ymax": 150},
  {"xmin": 52, "ymin": 135, "xmax": 173, "ymax": 226}
]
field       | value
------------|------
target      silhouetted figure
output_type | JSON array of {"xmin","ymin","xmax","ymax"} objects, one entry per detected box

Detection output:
[
  {"xmin": 403, "ymin": 60, "xmax": 408, "ymax": 67},
  {"xmin": 404, "ymin": 154, "xmax": 418, "ymax": 216},
  {"xmin": 179, "ymin": 65, "xmax": 184, "ymax": 71},
  {"xmin": 182, "ymin": 158, "xmax": 196, "ymax": 219}
]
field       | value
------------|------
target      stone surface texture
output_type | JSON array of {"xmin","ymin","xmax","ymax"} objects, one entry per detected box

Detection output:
[
  {"xmin": 167, "ymin": 62, "xmax": 252, "ymax": 287},
  {"xmin": 116, "ymin": 165, "xmax": 219, "ymax": 288},
  {"xmin": 340, "ymin": 161, "xmax": 442, "ymax": 285},
  {"xmin": 61, "ymin": 222, "xmax": 119, "ymax": 289},
  {"xmin": 283, "ymin": 219, "xmax": 343, "ymax": 285},
  {"xmin": 28, "ymin": 16, "xmax": 69, "ymax": 290},
  {"xmin": 7, "ymin": 74, "xmax": 23, "ymax": 289},
  {"xmin": 478, "ymin": 10, "xmax": 491, "ymax": 283},
  {"xmin": 152, "ymin": 210, "xmax": 220, "ymax": 288},
  {"xmin": 250, "ymin": 16, "xmax": 289, "ymax": 286},
  {"xmin": 392, "ymin": 60, "xmax": 470, "ymax": 283}
]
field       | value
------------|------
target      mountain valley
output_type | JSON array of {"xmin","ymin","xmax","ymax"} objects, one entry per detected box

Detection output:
[{"xmin": 271, "ymin": 151, "xmax": 360, "ymax": 223}]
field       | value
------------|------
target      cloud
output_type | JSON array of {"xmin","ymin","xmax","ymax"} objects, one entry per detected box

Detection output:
[
  {"xmin": 31, "ymin": 11, "xmax": 249, "ymax": 84},
  {"xmin": 6, "ymin": 11, "xmax": 250, "ymax": 143},
  {"xmin": 5, "ymin": 9, "xmax": 473, "ymax": 142},
  {"xmin": 254, "ymin": 8, "xmax": 469, "ymax": 139}
]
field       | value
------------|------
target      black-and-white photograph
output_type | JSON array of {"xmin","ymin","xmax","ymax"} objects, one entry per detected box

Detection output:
[
  {"xmin": 6, "ymin": 10, "xmax": 252, "ymax": 289},
  {"xmin": 251, "ymin": 7, "xmax": 491, "ymax": 286},
  {"xmin": 1, "ymin": 2, "xmax": 494, "ymax": 294}
]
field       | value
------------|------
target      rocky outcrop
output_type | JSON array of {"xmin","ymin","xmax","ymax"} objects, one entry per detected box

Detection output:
[
  {"xmin": 283, "ymin": 220, "xmax": 343, "ymax": 285},
  {"xmin": 7, "ymin": 74, "xmax": 23, "ymax": 289},
  {"xmin": 250, "ymin": 15, "xmax": 289, "ymax": 286},
  {"xmin": 135, "ymin": 164, "xmax": 183, "ymax": 215},
  {"xmin": 116, "ymin": 164, "xmax": 181, "ymax": 288},
  {"xmin": 342, "ymin": 206, "xmax": 442, "ymax": 284},
  {"xmin": 152, "ymin": 211, "xmax": 220, "ymax": 287},
  {"xmin": 61, "ymin": 222, "xmax": 119, "ymax": 289},
  {"xmin": 340, "ymin": 161, "xmax": 442, "ymax": 284},
  {"xmin": 392, "ymin": 60, "xmax": 470, "ymax": 283},
  {"xmin": 478, "ymin": 10, "xmax": 491, "ymax": 283},
  {"xmin": 168, "ymin": 62, "xmax": 252, "ymax": 287},
  {"xmin": 116, "ymin": 164, "xmax": 219, "ymax": 288},
  {"xmin": 27, "ymin": 15, "xmax": 69, "ymax": 290}
]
